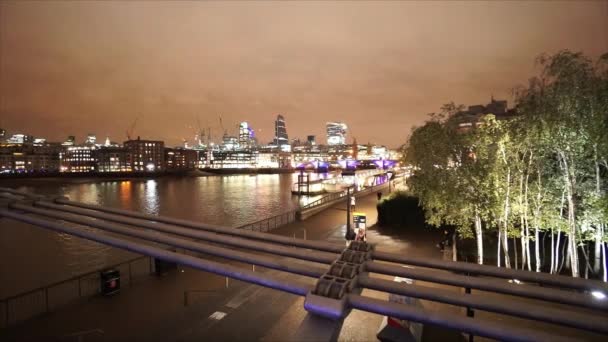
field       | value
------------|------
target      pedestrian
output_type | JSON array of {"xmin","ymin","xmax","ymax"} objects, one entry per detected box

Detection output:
[
  {"xmin": 350, "ymin": 195, "xmax": 356, "ymax": 211},
  {"xmin": 377, "ymin": 192, "xmax": 382, "ymax": 201}
]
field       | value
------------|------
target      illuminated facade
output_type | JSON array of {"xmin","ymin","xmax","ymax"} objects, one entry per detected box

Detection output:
[
  {"xmin": 326, "ymin": 122, "xmax": 347, "ymax": 145},
  {"xmin": 209, "ymin": 150, "xmax": 257, "ymax": 169},
  {"xmin": 124, "ymin": 139, "xmax": 164, "ymax": 172},
  {"xmin": 96, "ymin": 147, "xmax": 131, "ymax": 172},
  {"xmin": 273, "ymin": 115, "xmax": 289, "ymax": 147},
  {"xmin": 0, "ymin": 143, "xmax": 61, "ymax": 173},
  {"xmin": 165, "ymin": 148, "xmax": 198, "ymax": 170},
  {"xmin": 60, "ymin": 146, "xmax": 97, "ymax": 173},
  {"xmin": 238, "ymin": 122, "xmax": 255, "ymax": 149}
]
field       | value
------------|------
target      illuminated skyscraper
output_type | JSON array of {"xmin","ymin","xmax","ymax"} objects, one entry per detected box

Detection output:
[
  {"xmin": 238, "ymin": 122, "xmax": 254, "ymax": 149},
  {"xmin": 273, "ymin": 115, "xmax": 288, "ymax": 147},
  {"xmin": 326, "ymin": 122, "xmax": 347, "ymax": 145}
]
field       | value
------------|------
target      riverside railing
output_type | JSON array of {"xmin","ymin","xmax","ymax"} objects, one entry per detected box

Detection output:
[
  {"xmin": 301, "ymin": 174, "xmax": 403, "ymax": 210},
  {"xmin": 237, "ymin": 209, "xmax": 297, "ymax": 232},
  {"xmin": 0, "ymin": 255, "xmax": 151, "ymax": 328}
]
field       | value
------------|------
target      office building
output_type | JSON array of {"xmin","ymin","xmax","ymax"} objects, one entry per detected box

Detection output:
[
  {"xmin": 307, "ymin": 135, "xmax": 316, "ymax": 146},
  {"xmin": 96, "ymin": 147, "xmax": 131, "ymax": 172},
  {"xmin": 326, "ymin": 122, "xmax": 347, "ymax": 145},
  {"xmin": 124, "ymin": 138, "xmax": 164, "ymax": 172},
  {"xmin": 165, "ymin": 148, "xmax": 198, "ymax": 170},
  {"xmin": 238, "ymin": 122, "xmax": 254, "ymax": 149},
  {"xmin": 60, "ymin": 146, "xmax": 97, "ymax": 173},
  {"xmin": 273, "ymin": 115, "xmax": 289, "ymax": 147}
]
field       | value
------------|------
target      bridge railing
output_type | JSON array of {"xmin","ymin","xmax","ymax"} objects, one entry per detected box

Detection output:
[
  {"xmin": 301, "ymin": 173, "xmax": 406, "ymax": 210},
  {"xmin": 237, "ymin": 210, "xmax": 298, "ymax": 232},
  {"xmin": 0, "ymin": 255, "xmax": 151, "ymax": 329}
]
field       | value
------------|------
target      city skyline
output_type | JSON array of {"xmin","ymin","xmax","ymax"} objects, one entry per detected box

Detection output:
[{"xmin": 1, "ymin": 1, "xmax": 607, "ymax": 147}]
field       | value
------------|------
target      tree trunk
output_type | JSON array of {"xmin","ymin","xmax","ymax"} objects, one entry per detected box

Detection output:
[
  {"xmin": 594, "ymin": 153, "xmax": 602, "ymax": 275},
  {"xmin": 502, "ymin": 163, "xmax": 512, "ymax": 269},
  {"xmin": 524, "ymin": 167, "xmax": 531, "ymax": 272},
  {"xmin": 559, "ymin": 236, "xmax": 568, "ymax": 274},
  {"xmin": 513, "ymin": 237, "xmax": 519, "ymax": 270},
  {"xmin": 559, "ymin": 151, "xmax": 579, "ymax": 277},
  {"xmin": 475, "ymin": 211, "xmax": 484, "ymax": 265},
  {"xmin": 595, "ymin": 237, "xmax": 602, "ymax": 275},
  {"xmin": 550, "ymin": 228, "xmax": 555, "ymax": 274},
  {"xmin": 518, "ymin": 173, "xmax": 527, "ymax": 270},
  {"xmin": 602, "ymin": 241, "xmax": 607, "ymax": 282},
  {"xmin": 452, "ymin": 232, "xmax": 457, "ymax": 262},
  {"xmin": 535, "ymin": 225, "xmax": 541, "ymax": 272},
  {"xmin": 497, "ymin": 226, "xmax": 502, "ymax": 267},
  {"xmin": 502, "ymin": 226, "xmax": 511, "ymax": 268}
]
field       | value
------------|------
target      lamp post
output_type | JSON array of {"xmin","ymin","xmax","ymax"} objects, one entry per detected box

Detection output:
[{"xmin": 345, "ymin": 186, "xmax": 353, "ymax": 241}]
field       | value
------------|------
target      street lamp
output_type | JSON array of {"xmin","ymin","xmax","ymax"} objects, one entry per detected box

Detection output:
[{"xmin": 345, "ymin": 185, "xmax": 354, "ymax": 241}]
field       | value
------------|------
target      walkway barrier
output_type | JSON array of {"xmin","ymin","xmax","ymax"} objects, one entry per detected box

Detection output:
[
  {"xmin": 0, "ymin": 256, "xmax": 151, "ymax": 328},
  {"xmin": 238, "ymin": 210, "xmax": 297, "ymax": 232},
  {"xmin": 1, "ymin": 187, "xmax": 608, "ymax": 341},
  {"xmin": 301, "ymin": 173, "xmax": 406, "ymax": 211}
]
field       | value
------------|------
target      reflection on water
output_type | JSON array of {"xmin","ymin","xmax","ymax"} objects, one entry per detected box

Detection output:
[
  {"xmin": 144, "ymin": 180, "xmax": 159, "ymax": 214},
  {"xmin": 0, "ymin": 173, "xmax": 323, "ymax": 297}
]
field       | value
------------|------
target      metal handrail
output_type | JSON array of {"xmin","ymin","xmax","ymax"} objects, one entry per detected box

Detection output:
[
  {"xmin": 237, "ymin": 209, "xmax": 297, "ymax": 232},
  {"xmin": 0, "ymin": 255, "xmax": 147, "ymax": 303}
]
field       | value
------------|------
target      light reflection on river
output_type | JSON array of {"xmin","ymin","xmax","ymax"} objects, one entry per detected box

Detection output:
[{"xmin": 0, "ymin": 173, "xmax": 331, "ymax": 297}]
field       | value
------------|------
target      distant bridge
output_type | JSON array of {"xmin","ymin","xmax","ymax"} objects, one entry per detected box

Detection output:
[{"xmin": 1, "ymin": 187, "xmax": 608, "ymax": 341}]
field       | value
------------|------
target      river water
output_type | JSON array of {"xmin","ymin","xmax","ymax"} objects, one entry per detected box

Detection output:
[{"xmin": 0, "ymin": 173, "xmax": 330, "ymax": 298}]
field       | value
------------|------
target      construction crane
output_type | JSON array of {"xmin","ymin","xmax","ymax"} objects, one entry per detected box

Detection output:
[
  {"xmin": 219, "ymin": 115, "xmax": 227, "ymax": 136},
  {"xmin": 196, "ymin": 116, "xmax": 204, "ymax": 147},
  {"xmin": 126, "ymin": 117, "xmax": 138, "ymax": 141}
]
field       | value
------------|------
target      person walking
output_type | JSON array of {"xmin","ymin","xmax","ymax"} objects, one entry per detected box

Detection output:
[
  {"xmin": 377, "ymin": 192, "xmax": 382, "ymax": 201},
  {"xmin": 350, "ymin": 195, "xmax": 356, "ymax": 212}
]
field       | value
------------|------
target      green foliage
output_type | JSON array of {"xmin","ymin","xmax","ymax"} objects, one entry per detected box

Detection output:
[
  {"xmin": 405, "ymin": 50, "xmax": 608, "ymax": 275},
  {"xmin": 376, "ymin": 191, "xmax": 426, "ymax": 227}
]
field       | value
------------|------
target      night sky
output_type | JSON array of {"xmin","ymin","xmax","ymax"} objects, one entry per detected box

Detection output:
[{"xmin": 0, "ymin": 1, "xmax": 606, "ymax": 147}]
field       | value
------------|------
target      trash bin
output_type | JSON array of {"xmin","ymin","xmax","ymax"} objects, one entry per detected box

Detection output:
[{"xmin": 100, "ymin": 269, "xmax": 120, "ymax": 296}]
